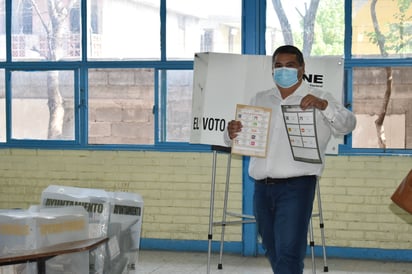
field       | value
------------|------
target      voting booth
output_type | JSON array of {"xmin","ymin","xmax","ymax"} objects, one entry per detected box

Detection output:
[
  {"xmin": 190, "ymin": 52, "xmax": 345, "ymax": 154},
  {"xmin": 191, "ymin": 53, "xmax": 343, "ymax": 273}
]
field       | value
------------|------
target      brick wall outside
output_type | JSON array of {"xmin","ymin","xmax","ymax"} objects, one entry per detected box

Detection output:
[
  {"xmin": 353, "ymin": 67, "xmax": 412, "ymax": 147},
  {"xmin": 0, "ymin": 149, "xmax": 411, "ymax": 250}
]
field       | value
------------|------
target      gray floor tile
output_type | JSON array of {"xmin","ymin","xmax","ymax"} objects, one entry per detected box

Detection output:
[{"xmin": 137, "ymin": 250, "xmax": 412, "ymax": 274}]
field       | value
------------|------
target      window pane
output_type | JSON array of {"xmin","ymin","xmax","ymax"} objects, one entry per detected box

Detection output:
[
  {"xmin": 161, "ymin": 70, "xmax": 193, "ymax": 142},
  {"xmin": 0, "ymin": 0, "xmax": 5, "ymax": 61},
  {"xmin": 266, "ymin": 0, "xmax": 344, "ymax": 56},
  {"xmin": 11, "ymin": 0, "xmax": 81, "ymax": 61},
  {"xmin": 352, "ymin": 67, "xmax": 412, "ymax": 149},
  {"xmin": 87, "ymin": 0, "xmax": 160, "ymax": 60},
  {"xmin": 0, "ymin": 69, "xmax": 4, "ymax": 142},
  {"xmin": 88, "ymin": 68, "xmax": 154, "ymax": 144},
  {"xmin": 167, "ymin": 0, "xmax": 241, "ymax": 59},
  {"xmin": 11, "ymin": 71, "xmax": 75, "ymax": 140},
  {"xmin": 352, "ymin": 0, "xmax": 412, "ymax": 58}
]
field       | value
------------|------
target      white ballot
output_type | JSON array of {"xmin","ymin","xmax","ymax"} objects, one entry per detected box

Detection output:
[{"xmin": 281, "ymin": 105, "xmax": 322, "ymax": 164}]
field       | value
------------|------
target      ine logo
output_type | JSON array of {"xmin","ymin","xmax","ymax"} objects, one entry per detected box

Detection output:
[
  {"xmin": 303, "ymin": 73, "xmax": 324, "ymax": 84},
  {"xmin": 303, "ymin": 73, "xmax": 324, "ymax": 88}
]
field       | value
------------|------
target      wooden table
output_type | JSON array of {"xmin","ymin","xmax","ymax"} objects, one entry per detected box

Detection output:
[{"xmin": 0, "ymin": 237, "xmax": 108, "ymax": 274}]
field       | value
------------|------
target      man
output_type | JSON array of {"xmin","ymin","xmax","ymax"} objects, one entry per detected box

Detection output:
[{"xmin": 225, "ymin": 45, "xmax": 356, "ymax": 273}]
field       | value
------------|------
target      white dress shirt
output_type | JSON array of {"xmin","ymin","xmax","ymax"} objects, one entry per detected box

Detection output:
[{"xmin": 224, "ymin": 82, "xmax": 356, "ymax": 180}]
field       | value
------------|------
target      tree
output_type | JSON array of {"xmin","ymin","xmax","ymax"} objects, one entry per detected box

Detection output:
[
  {"xmin": 311, "ymin": 0, "xmax": 344, "ymax": 55},
  {"xmin": 367, "ymin": 0, "xmax": 412, "ymax": 148},
  {"xmin": 271, "ymin": 0, "xmax": 320, "ymax": 56},
  {"xmin": 30, "ymin": 0, "xmax": 78, "ymax": 139}
]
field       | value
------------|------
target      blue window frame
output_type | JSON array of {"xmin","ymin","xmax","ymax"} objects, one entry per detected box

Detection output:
[
  {"xmin": 342, "ymin": 0, "xmax": 412, "ymax": 155},
  {"xmin": 0, "ymin": 0, "xmax": 410, "ymax": 155}
]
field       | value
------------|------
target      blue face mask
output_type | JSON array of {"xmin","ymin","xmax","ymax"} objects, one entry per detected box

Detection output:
[{"xmin": 273, "ymin": 67, "xmax": 299, "ymax": 88}]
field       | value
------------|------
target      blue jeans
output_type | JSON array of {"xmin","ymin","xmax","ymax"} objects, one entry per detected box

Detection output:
[{"xmin": 254, "ymin": 176, "xmax": 317, "ymax": 274}]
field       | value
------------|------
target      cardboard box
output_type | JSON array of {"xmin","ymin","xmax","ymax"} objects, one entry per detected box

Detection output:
[
  {"xmin": 40, "ymin": 185, "xmax": 146, "ymax": 274},
  {"xmin": 105, "ymin": 191, "xmax": 143, "ymax": 274},
  {"xmin": 0, "ymin": 206, "xmax": 89, "ymax": 274},
  {"xmin": 41, "ymin": 185, "xmax": 111, "ymax": 274}
]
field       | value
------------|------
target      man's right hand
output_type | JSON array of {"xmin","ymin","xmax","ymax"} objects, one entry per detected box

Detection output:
[{"xmin": 227, "ymin": 120, "xmax": 242, "ymax": 140}]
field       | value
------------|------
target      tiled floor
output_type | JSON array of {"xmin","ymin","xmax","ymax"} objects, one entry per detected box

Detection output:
[{"xmin": 138, "ymin": 249, "xmax": 412, "ymax": 274}]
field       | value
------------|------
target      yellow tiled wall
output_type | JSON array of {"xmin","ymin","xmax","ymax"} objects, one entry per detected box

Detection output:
[{"xmin": 0, "ymin": 149, "xmax": 411, "ymax": 250}]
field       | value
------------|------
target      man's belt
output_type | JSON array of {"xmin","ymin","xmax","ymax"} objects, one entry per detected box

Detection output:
[
  {"xmin": 256, "ymin": 178, "xmax": 289, "ymax": 184},
  {"xmin": 256, "ymin": 175, "xmax": 316, "ymax": 185}
]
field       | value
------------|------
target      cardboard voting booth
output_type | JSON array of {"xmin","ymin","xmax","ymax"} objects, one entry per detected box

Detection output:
[
  {"xmin": 0, "ymin": 206, "xmax": 89, "ymax": 274},
  {"xmin": 193, "ymin": 53, "xmax": 344, "ymax": 271},
  {"xmin": 40, "ymin": 185, "xmax": 143, "ymax": 274},
  {"xmin": 190, "ymin": 52, "xmax": 345, "ymax": 154}
]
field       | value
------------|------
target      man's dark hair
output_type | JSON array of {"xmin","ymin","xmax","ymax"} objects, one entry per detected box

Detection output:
[{"xmin": 272, "ymin": 45, "xmax": 304, "ymax": 65}]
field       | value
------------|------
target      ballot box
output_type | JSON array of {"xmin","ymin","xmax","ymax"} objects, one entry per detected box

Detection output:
[
  {"xmin": 40, "ymin": 186, "xmax": 144, "ymax": 274},
  {"xmin": 105, "ymin": 191, "xmax": 143, "ymax": 274},
  {"xmin": 40, "ymin": 185, "xmax": 110, "ymax": 274},
  {"xmin": 0, "ymin": 206, "xmax": 89, "ymax": 274}
]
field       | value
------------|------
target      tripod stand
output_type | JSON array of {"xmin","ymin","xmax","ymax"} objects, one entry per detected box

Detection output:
[
  {"xmin": 308, "ymin": 179, "xmax": 329, "ymax": 273},
  {"xmin": 206, "ymin": 146, "xmax": 255, "ymax": 274},
  {"xmin": 206, "ymin": 147, "xmax": 329, "ymax": 273}
]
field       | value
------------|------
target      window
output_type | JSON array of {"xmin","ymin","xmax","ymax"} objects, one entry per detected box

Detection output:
[
  {"xmin": 161, "ymin": 70, "xmax": 193, "ymax": 142},
  {"xmin": 166, "ymin": 0, "xmax": 241, "ymax": 59},
  {"xmin": 21, "ymin": 0, "xmax": 33, "ymax": 34},
  {"xmin": 0, "ymin": 68, "xmax": 4, "ymax": 142},
  {"xmin": 70, "ymin": 5, "xmax": 81, "ymax": 33},
  {"xmin": 0, "ymin": 0, "xmax": 410, "ymax": 154},
  {"xmin": 201, "ymin": 29, "xmax": 214, "ymax": 52},
  {"xmin": 350, "ymin": 0, "xmax": 412, "ymax": 151},
  {"xmin": 352, "ymin": 67, "xmax": 411, "ymax": 149},
  {"xmin": 11, "ymin": 70, "xmax": 76, "ymax": 140},
  {"xmin": 0, "ymin": 0, "xmax": 4, "ymax": 61},
  {"xmin": 266, "ymin": 0, "xmax": 344, "ymax": 56},
  {"xmin": 87, "ymin": 0, "xmax": 160, "ymax": 60},
  {"xmin": 88, "ymin": 68, "xmax": 155, "ymax": 145},
  {"xmin": 0, "ymin": 0, "xmax": 241, "ymax": 149},
  {"xmin": 11, "ymin": 0, "xmax": 82, "ymax": 61},
  {"xmin": 265, "ymin": 0, "xmax": 411, "ymax": 153},
  {"xmin": 352, "ymin": 0, "xmax": 412, "ymax": 58}
]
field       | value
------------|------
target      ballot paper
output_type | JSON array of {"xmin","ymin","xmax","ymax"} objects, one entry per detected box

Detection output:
[
  {"xmin": 281, "ymin": 105, "xmax": 322, "ymax": 164},
  {"xmin": 231, "ymin": 104, "xmax": 271, "ymax": 158}
]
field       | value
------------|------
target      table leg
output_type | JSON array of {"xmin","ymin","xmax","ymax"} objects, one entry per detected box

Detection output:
[{"xmin": 37, "ymin": 259, "xmax": 46, "ymax": 274}]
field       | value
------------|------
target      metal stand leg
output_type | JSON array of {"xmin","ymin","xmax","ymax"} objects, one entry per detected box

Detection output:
[
  {"xmin": 208, "ymin": 148, "xmax": 255, "ymax": 272},
  {"xmin": 217, "ymin": 152, "xmax": 232, "ymax": 270},
  {"xmin": 207, "ymin": 150, "xmax": 218, "ymax": 274},
  {"xmin": 310, "ymin": 180, "xmax": 329, "ymax": 273},
  {"xmin": 309, "ymin": 218, "xmax": 316, "ymax": 274},
  {"xmin": 316, "ymin": 180, "xmax": 329, "ymax": 272}
]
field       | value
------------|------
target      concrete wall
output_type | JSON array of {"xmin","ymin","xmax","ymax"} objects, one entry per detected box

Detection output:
[
  {"xmin": 0, "ymin": 149, "xmax": 411, "ymax": 253},
  {"xmin": 353, "ymin": 67, "xmax": 412, "ymax": 148}
]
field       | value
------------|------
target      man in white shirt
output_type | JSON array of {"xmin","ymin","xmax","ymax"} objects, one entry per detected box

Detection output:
[{"xmin": 225, "ymin": 45, "xmax": 356, "ymax": 274}]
